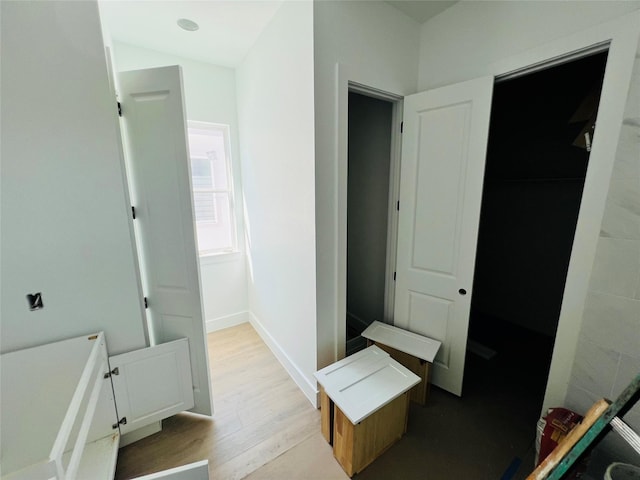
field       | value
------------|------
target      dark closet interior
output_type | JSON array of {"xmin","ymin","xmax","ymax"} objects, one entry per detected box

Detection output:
[
  {"xmin": 346, "ymin": 92, "xmax": 393, "ymax": 354},
  {"xmin": 467, "ymin": 51, "xmax": 609, "ymax": 400}
]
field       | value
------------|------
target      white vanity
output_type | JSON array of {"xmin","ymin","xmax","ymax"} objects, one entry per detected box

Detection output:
[{"xmin": 0, "ymin": 333, "xmax": 208, "ymax": 480}]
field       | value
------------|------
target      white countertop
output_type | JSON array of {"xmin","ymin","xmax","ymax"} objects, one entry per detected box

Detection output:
[
  {"xmin": 361, "ymin": 321, "xmax": 441, "ymax": 363},
  {"xmin": 314, "ymin": 346, "xmax": 420, "ymax": 424}
]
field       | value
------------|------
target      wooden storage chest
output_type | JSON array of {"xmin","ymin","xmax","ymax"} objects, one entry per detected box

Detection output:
[{"xmin": 315, "ymin": 346, "xmax": 420, "ymax": 477}]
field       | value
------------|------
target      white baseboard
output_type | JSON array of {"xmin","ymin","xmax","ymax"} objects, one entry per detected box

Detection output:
[
  {"xmin": 346, "ymin": 311, "xmax": 371, "ymax": 332},
  {"xmin": 206, "ymin": 311, "xmax": 249, "ymax": 333},
  {"xmin": 249, "ymin": 312, "xmax": 319, "ymax": 408}
]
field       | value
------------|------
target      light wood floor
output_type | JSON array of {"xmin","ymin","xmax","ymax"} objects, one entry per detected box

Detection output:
[{"xmin": 114, "ymin": 323, "xmax": 321, "ymax": 480}]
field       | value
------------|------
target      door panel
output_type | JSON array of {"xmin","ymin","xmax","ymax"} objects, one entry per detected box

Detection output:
[
  {"xmin": 412, "ymin": 103, "xmax": 470, "ymax": 275},
  {"xmin": 395, "ymin": 76, "xmax": 493, "ymax": 396},
  {"xmin": 109, "ymin": 339, "xmax": 194, "ymax": 435},
  {"xmin": 406, "ymin": 291, "xmax": 452, "ymax": 366},
  {"xmin": 118, "ymin": 66, "xmax": 213, "ymax": 416}
]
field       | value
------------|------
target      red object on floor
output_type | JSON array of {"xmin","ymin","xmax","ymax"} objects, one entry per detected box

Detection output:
[{"xmin": 537, "ymin": 407, "xmax": 583, "ymax": 465}]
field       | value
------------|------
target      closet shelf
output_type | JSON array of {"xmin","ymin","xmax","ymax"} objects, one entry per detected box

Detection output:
[{"xmin": 487, "ymin": 177, "xmax": 585, "ymax": 184}]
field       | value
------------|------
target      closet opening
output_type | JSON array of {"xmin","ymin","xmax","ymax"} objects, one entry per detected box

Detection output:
[
  {"xmin": 466, "ymin": 50, "xmax": 609, "ymax": 418},
  {"xmin": 345, "ymin": 91, "xmax": 395, "ymax": 355}
]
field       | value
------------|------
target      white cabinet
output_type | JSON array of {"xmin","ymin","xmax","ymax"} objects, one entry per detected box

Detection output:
[
  {"xmin": 117, "ymin": 66, "xmax": 214, "ymax": 418},
  {"xmin": 109, "ymin": 339, "xmax": 194, "ymax": 435},
  {"xmin": 0, "ymin": 333, "xmax": 207, "ymax": 480}
]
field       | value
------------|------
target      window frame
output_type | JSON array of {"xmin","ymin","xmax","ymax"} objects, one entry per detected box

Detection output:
[
  {"xmin": 187, "ymin": 120, "xmax": 238, "ymax": 257},
  {"xmin": 191, "ymin": 154, "xmax": 219, "ymax": 224}
]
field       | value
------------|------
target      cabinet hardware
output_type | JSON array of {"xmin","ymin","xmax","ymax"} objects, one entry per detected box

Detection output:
[
  {"xmin": 103, "ymin": 367, "xmax": 120, "ymax": 379},
  {"xmin": 112, "ymin": 417, "xmax": 127, "ymax": 429}
]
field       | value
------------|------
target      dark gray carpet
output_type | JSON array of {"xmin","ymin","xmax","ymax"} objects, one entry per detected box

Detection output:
[{"xmin": 356, "ymin": 318, "xmax": 553, "ymax": 479}]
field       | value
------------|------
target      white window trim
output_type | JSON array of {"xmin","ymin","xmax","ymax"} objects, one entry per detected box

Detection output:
[
  {"xmin": 199, "ymin": 251, "xmax": 244, "ymax": 265},
  {"xmin": 188, "ymin": 120, "xmax": 239, "ymax": 257},
  {"xmin": 191, "ymin": 153, "xmax": 219, "ymax": 224}
]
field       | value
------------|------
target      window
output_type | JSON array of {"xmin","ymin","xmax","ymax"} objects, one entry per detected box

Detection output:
[{"xmin": 187, "ymin": 121, "xmax": 237, "ymax": 255}]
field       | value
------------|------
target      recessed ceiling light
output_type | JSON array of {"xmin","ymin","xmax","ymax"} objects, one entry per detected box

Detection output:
[{"xmin": 177, "ymin": 18, "xmax": 199, "ymax": 32}]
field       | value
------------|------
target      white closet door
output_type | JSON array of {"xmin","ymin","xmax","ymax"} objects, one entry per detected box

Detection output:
[
  {"xmin": 118, "ymin": 66, "xmax": 213, "ymax": 416},
  {"xmin": 395, "ymin": 76, "xmax": 493, "ymax": 396},
  {"xmin": 109, "ymin": 339, "xmax": 194, "ymax": 435}
]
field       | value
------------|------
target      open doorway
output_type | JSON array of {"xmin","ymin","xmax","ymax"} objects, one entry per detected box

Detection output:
[
  {"xmin": 345, "ymin": 91, "xmax": 396, "ymax": 355},
  {"xmin": 466, "ymin": 51, "xmax": 609, "ymax": 417}
]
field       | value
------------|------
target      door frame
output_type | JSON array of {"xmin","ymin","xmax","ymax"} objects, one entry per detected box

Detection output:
[
  {"xmin": 336, "ymin": 64, "xmax": 404, "ymax": 360},
  {"xmin": 485, "ymin": 11, "xmax": 639, "ymax": 414},
  {"xmin": 105, "ymin": 47, "xmax": 150, "ymax": 346}
]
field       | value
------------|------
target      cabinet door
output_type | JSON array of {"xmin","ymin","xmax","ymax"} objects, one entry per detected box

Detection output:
[
  {"xmin": 117, "ymin": 66, "xmax": 213, "ymax": 416},
  {"xmin": 109, "ymin": 339, "xmax": 194, "ymax": 435},
  {"xmin": 395, "ymin": 76, "xmax": 493, "ymax": 396}
]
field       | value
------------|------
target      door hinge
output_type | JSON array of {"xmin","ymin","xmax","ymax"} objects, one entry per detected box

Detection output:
[
  {"xmin": 393, "ymin": 272, "xmax": 396, "ymax": 281},
  {"xmin": 131, "ymin": 206, "xmax": 136, "ymax": 219},
  {"xmin": 400, "ymin": 121, "xmax": 404, "ymax": 133},
  {"xmin": 103, "ymin": 367, "xmax": 120, "ymax": 379},
  {"xmin": 396, "ymin": 201, "xmax": 400, "ymax": 211},
  {"xmin": 112, "ymin": 417, "xmax": 127, "ymax": 429},
  {"xmin": 144, "ymin": 297, "xmax": 148, "ymax": 309},
  {"xmin": 117, "ymin": 101, "xmax": 122, "ymax": 117}
]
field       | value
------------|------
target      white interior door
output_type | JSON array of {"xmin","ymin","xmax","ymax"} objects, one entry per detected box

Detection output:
[
  {"xmin": 394, "ymin": 76, "xmax": 493, "ymax": 396},
  {"xmin": 109, "ymin": 339, "xmax": 194, "ymax": 435},
  {"xmin": 118, "ymin": 66, "xmax": 213, "ymax": 416}
]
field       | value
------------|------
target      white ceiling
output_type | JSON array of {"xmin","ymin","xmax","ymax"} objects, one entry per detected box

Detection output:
[
  {"xmin": 99, "ymin": 1, "xmax": 283, "ymax": 67},
  {"xmin": 99, "ymin": 1, "xmax": 457, "ymax": 68},
  {"xmin": 386, "ymin": 1, "xmax": 457, "ymax": 24}
]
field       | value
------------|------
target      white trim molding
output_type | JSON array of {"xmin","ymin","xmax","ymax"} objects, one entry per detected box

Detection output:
[
  {"xmin": 206, "ymin": 311, "xmax": 249, "ymax": 333},
  {"xmin": 249, "ymin": 312, "xmax": 319, "ymax": 408},
  {"xmin": 335, "ymin": 63, "xmax": 405, "ymax": 364}
]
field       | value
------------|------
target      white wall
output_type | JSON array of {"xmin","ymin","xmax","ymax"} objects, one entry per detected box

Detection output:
[
  {"xmin": 418, "ymin": 0, "xmax": 640, "ymax": 90},
  {"xmin": 313, "ymin": 0, "xmax": 420, "ymax": 368},
  {"xmin": 236, "ymin": 1, "xmax": 318, "ymax": 404},
  {"xmin": 109, "ymin": 42, "xmax": 249, "ymax": 331},
  {"xmin": 416, "ymin": 1, "xmax": 640, "ymax": 411},
  {"xmin": 1, "ymin": 1, "xmax": 146, "ymax": 355},
  {"xmin": 565, "ymin": 38, "xmax": 640, "ymax": 465}
]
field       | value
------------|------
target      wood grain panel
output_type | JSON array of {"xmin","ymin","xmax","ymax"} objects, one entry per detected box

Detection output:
[
  {"xmin": 320, "ymin": 386, "xmax": 333, "ymax": 444},
  {"xmin": 332, "ymin": 392, "xmax": 409, "ymax": 477}
]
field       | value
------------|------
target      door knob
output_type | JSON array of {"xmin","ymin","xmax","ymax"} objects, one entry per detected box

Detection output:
[{"xmin": 458, "ymin": 289, "xmax": 467, "ymax": 295}]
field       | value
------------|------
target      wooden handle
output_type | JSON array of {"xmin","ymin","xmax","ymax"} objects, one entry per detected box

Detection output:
[{"xmin": 527, "ymin": 399, "xmax": 609, "ymax": 480}]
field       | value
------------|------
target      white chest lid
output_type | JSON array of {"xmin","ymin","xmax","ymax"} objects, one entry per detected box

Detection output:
[
  {"xmin": 314, "ymin": 345, "xmax": 420, "ymax": 424},
  {"xmin": 361, "ymin": 321, "xmax": 442, "ymax": 363}
]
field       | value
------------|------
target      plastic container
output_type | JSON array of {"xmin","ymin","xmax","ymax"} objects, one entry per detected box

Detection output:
[{"xmin": 604, "ymin": 462, "xmax": 640, "ymax": 480}]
